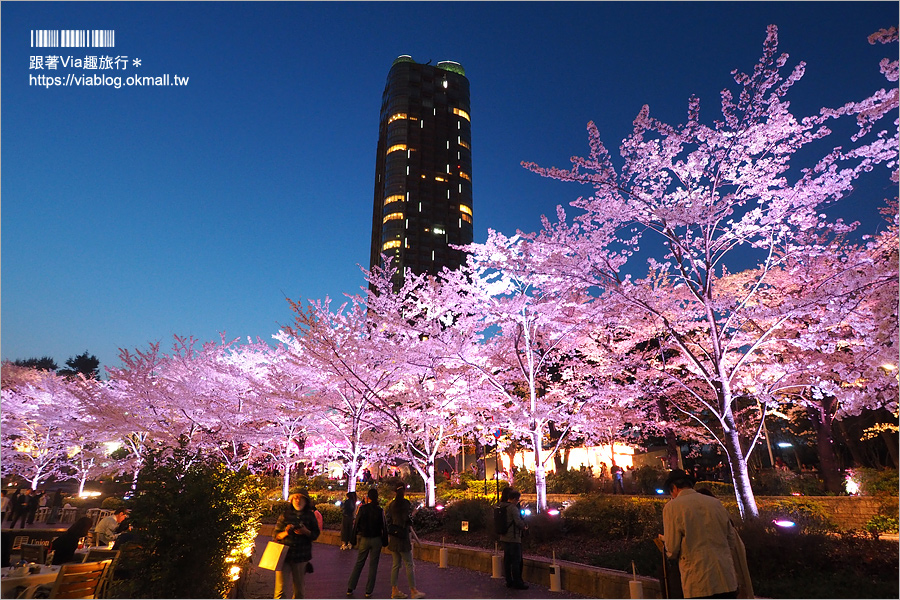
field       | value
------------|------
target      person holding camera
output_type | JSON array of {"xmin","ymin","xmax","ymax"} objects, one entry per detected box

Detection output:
[{"xmin": 273, "ymin": 489, "xmax": 321, "ymax": 599}]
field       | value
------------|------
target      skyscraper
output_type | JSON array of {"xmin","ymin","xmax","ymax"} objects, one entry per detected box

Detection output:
[{"xmin": 369, "ymin": 56, "xmax": 473, "ymax": 287}]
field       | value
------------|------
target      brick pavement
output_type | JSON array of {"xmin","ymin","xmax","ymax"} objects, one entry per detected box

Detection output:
[{"xmin": 240, "ymin": 536, "xmax": 587, "ymax": 599}]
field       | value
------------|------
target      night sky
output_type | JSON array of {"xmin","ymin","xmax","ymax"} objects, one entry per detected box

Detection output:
[{"xmin": 2, "ymin": 1, "xmax": 896, "ymax": 371}]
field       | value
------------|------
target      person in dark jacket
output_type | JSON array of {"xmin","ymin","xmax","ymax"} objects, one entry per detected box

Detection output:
[
  {"xmin": 50, "ymin": 517, "xmax": 94, "ymax": 564},
  {"xmin": 340, "ymin": 491, "xmax": 358, "ymax": 550},
  {"xmin": 386, "ymin": 486, "xmax": 425, "ymax": 599},
  {"xmin": 273, "ymin": 489, "xmax": 321, "ymax": 599},
  {"xmin": 497, "ymin": 488, "xmax": 529, "ymax": 590},
  {"xmin": 346, "ymin": 488, "xmax": 388, "ymax": 598},
  {"xmin": 46, "ymin": 489, "xmax": 64, "ymax": 525},
  {"xmin": 9, "ymin": 489, "xmax": 32, "ymax": 529}
]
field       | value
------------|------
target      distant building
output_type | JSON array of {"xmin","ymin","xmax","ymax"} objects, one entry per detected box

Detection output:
[{"xmin": 369, "ymin": 56, "xmax": 473, "ymax": 288}]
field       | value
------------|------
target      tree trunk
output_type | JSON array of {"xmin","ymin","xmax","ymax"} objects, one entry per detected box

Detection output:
[
  {"xmin": 656, "ymin": 397, "xmax": 681, "ymax": 469},
  {"xmin": 425, "ymin": 460, "xmax": 436, "ymax": 507},
  {"xmin": 723, "ymin": 412, "xmax": 759, "ymax": 520},
  {"xmin": 881, "ymin": 430, "xmax": 899, "ymax": 468},
  {"xmin": 807, "ymin": 395, "xmax": 843, "ymax": 493},
  {"xmin": 282, "ymin": 462, "xmax": 291, "ymax": 500},
  {"xmin": 836, "ymin": 419, "xmax": 868, "ymax": 467},
  {"xmin": 532, "ymin": 426, "xmax": 547, "ymax": 512}
]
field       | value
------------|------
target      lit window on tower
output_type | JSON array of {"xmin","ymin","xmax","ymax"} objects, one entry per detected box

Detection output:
[
  {"xmin": 459, "ymin": 205, "xmax": 472, "ymax": 216},
  {"xmin": 384, "ymin": 194, "xmax": 404, "ymax": 206},
  {"xmin": 387, "ymin": 144, "xmax": 407, "ymax": 154},
  {"xmin": 458, "ymin": 139, "xmax": 470, "ymax": 150},
  {"xmin": 383, "ymin": 212, "xmax": 404, "ymax": 223},
  {"xmin": 452, "ymin": 108, "xmax": 470, "ymax": 121},
  {"xmin": 388, "ymin": 113, "xmax": 408, "ymax": 124},
  {"xmin": 459, "ymin": 171, "xmax": 471, "ymax": 181},
  {"xmin": 382, "ymin": 240, "xmax": 401, "ymax": 251}
]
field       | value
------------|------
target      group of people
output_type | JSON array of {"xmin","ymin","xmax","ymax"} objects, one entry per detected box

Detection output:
[
  {"xmin": 273, "ymin": 485, "xmax": 426, "ymax": 600},
  {"xmin": 1, "ymin": 488, "xmax": 66, "ymax": 528}
]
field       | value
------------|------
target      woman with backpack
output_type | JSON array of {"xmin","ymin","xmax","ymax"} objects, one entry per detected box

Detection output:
[{"xmin": 385, "ymin": 486, "xmax": 425, "ymax": 599}]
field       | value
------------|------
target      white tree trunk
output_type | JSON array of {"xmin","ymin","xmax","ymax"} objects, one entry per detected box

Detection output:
[
  {"xmin": 532, "ymin": 426, "xmax": 547, "ymax": 513},
  {"xmin": 282, "ymin": 462, "xmax": 291, "ymax": 500},
  {"xmin": 425, "ymin": 460, "xmax": 436, "ymax": 507}
]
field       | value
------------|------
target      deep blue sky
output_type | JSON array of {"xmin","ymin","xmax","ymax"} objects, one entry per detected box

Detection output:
[{"xmin": 2, "ymin": 2, "xmax": 896, "ymax": 372}]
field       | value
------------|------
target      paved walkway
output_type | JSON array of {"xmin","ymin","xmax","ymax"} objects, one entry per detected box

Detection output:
[{"xmin": 240, "ymin": 537, "xmax": 586, "ymax": 599}]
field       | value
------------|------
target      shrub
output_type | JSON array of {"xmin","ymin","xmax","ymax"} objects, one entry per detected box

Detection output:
[
  {"xmin": 513, "ymin": 469, "xmax": 536, "ymax": 493},
  {"xmin": 462, "ymin": 479, "xmax": 508, "ymax": 498},
  {"xmin": 547, "ymin": 468, "xmax": 597, "ymax": 494},
  {"xmin": 100, "ymin": 496, "xmax": 127, "ymax": 511},
  {"xmin": 757, "ymin": 498, "xmax": 837, "ymax": 534},
  {"xmin": 563, "ymin": 496, "xmax": 665, "ymax": 540},
  {"xmin": 112, "ymin": 442, "xmax": 264, "ymax": 599},
  {"xmin": 412, "ymin": 506, "xmax": 444, "ymax": 534},
  {"xmin": 632, "ymin": 465, "xmax": 666, "ymax": 495},
  {"xmin": 865, "ymin": 514, "xmax": 900, "ymax": 537},
  {"xmin": 316, "ymin": 502, "xmax": 343, "ymax": 527},
  {"xmin": 443, "ymin": 498, "xmax": 491, "ymax": 533},
  {"xmin": 523, "ymin": 511, "xmax": 564, "ymax": 543},
  {"xmin": 694, "ymin": 480, "xmax": 735, "ymax": 498},
  {"xmin": 851, "ymin": 467, "xmax": 899, "ymax": 496}
]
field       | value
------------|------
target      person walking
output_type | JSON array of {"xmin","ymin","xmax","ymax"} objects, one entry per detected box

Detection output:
[
  {"xmin": 47, "ymin": 489, "xmax": 64, "ymax": 525},
  {"xmin": 25, "ymin": 490, "xmax": 43, "ymax": 525},
  {"xmin": 9, "ymin": 489, "xmax": 32, "ymax": 529},
  {"xmin": 661, "ymin": 470, "xmax": 738, "ymax": 599},
  {"xmin": 612, "ymin": 464, "xmax": 625, "ymax": 494},
  {"xmin": 273, "ymin": 489, "xmax": 321, "ymax": 599},
  {"xmin": 340, "ymin": 491, "xmax": 358, "ymax": 550},
  {"xmin": 346, "ymin": 488, "xmax": 388, "ymax": 598},
  {"xmin": 497, "ymin": 488, "xmax": 529, "ymax": 590},
  {"xmin": 0, "ymin": 491, "xmax": 8, "ymax": 522},
  {"xmin": 385, "ymin": 486, "xmax": 425, "ymax": 599}
]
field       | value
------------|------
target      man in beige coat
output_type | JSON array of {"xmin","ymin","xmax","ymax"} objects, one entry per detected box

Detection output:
[{"xmin": 662, "ymin": 470, "xmax": 738, "ymax": 598}]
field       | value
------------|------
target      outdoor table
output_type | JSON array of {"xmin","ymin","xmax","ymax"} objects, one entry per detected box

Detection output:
[
  {"xmin": 0, "ymin": 565, "xmax": 60, "ymax": 598},
  {"xmin": 60, "ymin": 507, "xmax": 77, "ymax": 524}
]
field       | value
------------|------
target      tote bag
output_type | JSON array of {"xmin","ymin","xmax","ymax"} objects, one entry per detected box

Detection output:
[{"xmin": 258, "ymin": 540, "xmax": 288, "ymax": 570}]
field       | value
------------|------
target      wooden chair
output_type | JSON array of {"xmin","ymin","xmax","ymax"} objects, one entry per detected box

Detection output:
[
  {"xmin": 46, "ymin": 559, "xmax": 112, "ymax": 599},
  {"xmin": 81, "ymin": 550, "xmax": 119, "ymax": 599},
  {"xmin": 19, "ymin": 543, "xmax": 47, "ymax": 564}
]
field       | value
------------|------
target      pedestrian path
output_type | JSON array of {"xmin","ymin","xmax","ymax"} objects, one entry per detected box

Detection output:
[{"xmin": 240, "ymin": 537, "xmax": 587, "ymax": 599}]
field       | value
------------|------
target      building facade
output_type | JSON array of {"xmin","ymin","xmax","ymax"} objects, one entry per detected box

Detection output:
[{"xmin": 369, "ymin": 56, "xmax": 473, "ymax": 287}]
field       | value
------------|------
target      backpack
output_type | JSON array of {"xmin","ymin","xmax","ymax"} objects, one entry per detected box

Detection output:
[{"xmin": 493, "ymin": 504, "xmax": 510, "ymax": 535}]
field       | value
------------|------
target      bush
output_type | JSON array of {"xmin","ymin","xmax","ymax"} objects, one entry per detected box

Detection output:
[
  {"xmin": 443, "ymin": 498, "xmax": 491, "ymax": 533},
  {"xmin": 112, "ymin": 442, "xmax": 264, "ymax": 599},
  {"xmin": 523, "ymin": 511, "xmax": 564, "ymax": 543},
  {"xmin": 412, "ymin": 506, "xmax": 444, "ymax": 534},
  {"xmin": 632, "ymin": 465, "xmax": 666, "ymax": 495},
  {"xmin": 757, "ymin": 498, "xmax": 838, "ymax": 534},
  {"xmin": 694, "ymin": 480, "xmax": 736, "ymax": 498},
  {"xmin": 563, "ymin": 496, "xmax": 665, "ymax": 540},
  {"xmin": 100, "ymin": 496, "xmax": 127, "ymax": 511},
  {"xmin": 461, "ymin": 478, "xmax": 508, "ymax": 498},
  {"xmin": 547, "ymin": 468, "xmax": 597, "ymax": 494},
  {"xmin": 739, "ymin": 520, "xmax": 898, "ymax": 599},
  {"xmin": 851, "ymin": 467, "xmax": 899, "ymax": 496},
  {"xmin": 865, "ymin": 514, "xmax": 900, "ymax": 537},
  {"xmin": 316, "ymin": 502, "xmax": 343, "ymax": 527},
  {"xmin": 513, "ymin": 469, "xmax": 536, "ymax": 493}
]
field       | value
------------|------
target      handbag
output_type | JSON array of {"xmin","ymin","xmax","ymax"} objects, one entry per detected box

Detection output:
[{"xmin": 258, "ymin": 540, "xmax": 288, "ymax": 571}]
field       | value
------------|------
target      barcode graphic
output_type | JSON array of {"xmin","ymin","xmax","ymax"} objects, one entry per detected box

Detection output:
[{"xmin": 30, "ymin": 29, "xmax": 115, "ymax": 48}]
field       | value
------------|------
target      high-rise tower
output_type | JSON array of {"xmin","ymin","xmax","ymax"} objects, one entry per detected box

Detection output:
[{"xmin": 369, "ymin": 56, "xmax": 473, "ymax": 287}]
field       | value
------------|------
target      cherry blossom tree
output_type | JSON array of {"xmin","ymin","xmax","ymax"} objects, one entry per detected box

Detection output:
[
  {"xmin": 276, "ymin": 295, "xmax": 400, "ymax": 495},
  {"xmin": 524, "ymin": 26, "xmax": 898, "ymax": 519},
  {"xmin": 364, "ymin": 264, "xmax": 490, "ymax": 506},
  {"xmin": 1, "ymin": 364, "xmax": 79, "ymax": 489},
  {"xmin": 432, "ymin": 230, "xmax": 628, "ymax": 512}
]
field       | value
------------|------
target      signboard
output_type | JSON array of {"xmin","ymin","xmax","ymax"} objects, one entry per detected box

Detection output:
[{"xmin": 461, "ymin": 521, "xmax": 469, "ymax": 532}]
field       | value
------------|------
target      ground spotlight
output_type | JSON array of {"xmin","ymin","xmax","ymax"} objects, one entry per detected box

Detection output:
[
  {"xmin": 656, "ymin": 488, "xmax": 666, "ymax": 495},
  {"xmin": 773, "ymin": 519, "xmax": 796, "ymax": 529},
  {"xmin": 547, "ymin": 509, "xmax": 560, "ymax": 516}
]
